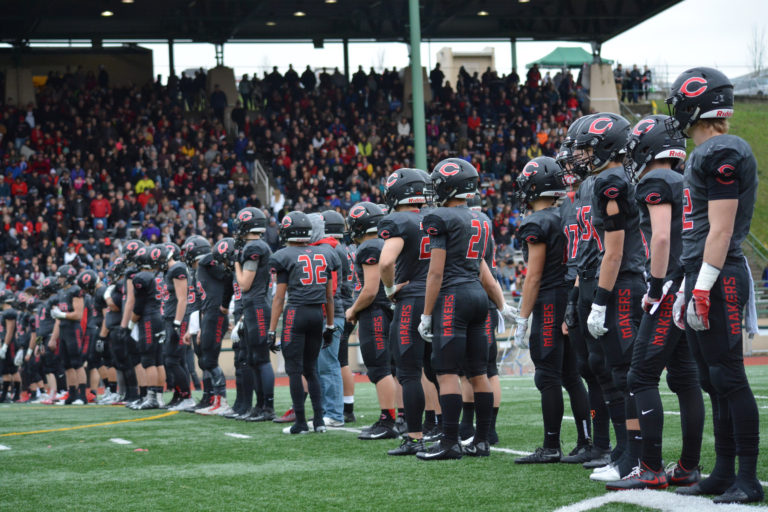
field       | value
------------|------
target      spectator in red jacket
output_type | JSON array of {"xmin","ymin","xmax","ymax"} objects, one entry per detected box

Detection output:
[
  {"xmin": 90, "ymin": 190, "xmax": 112, "ymax": 229},
  {"xmin": 11, "ymin": 177, "xmax": 28, "ymax": 197}
]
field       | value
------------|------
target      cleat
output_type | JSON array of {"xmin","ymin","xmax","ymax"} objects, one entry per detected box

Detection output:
[
  {"xmin": 245, "ymin": 407, "xmax": 275, "ymax": 422},
  {"xmin": 196, "ymin": 396, "xmax": 221, "ymax": 415},
  {"xmin": 213, "ymin": 398, "xmax": 233, "ymax": 416},
  {"xmin": 463, "ymin": 440, "xmax": 490, "ymax": 457},
  {"xmin": 40, "ymin": 398, "xmax": 56, "ymax": 405},
  {"xmin": 136, "ymin": 396, "xmax": 160, "ymax": 410},
  {"xmin": 192, "ymin": 394, "xmax": 212, "ymax": 411},
  {"xmin": 358, "ymin": 420, "xmax": 398, "ymax": 440},
  {"xmin": 343, "ymin": 411, "xmax": 356, "ymax": 424},
  {"xmin": 561, "ymin": 443, "xmax": 593, "ymax": 464},
  {"xmin": 273, "ymin": 408, "xmax": 295, "ymax": 423},
  {"xmin": 282, "ymin": 422, "xmax": 310, "ymax": 435},
  {"xmin": 388, "ymin": 437, "xmax": 426, "ymax": 456},
  {"xmin": 515, "ymin": 447, "xmax": 562, "ymax": 464},
  {"xmin": 590, "ymin": 463, "xmax": 621, "ymax": 482},
  {"xmin": 487, "ymin": 429, "xmax": 499, "ymax": 446},
  {"xmin": 170, "ymin": 398, "xmax": 197, "ymax": 411},
  {"xmin": 313, "ymin": 420, "xmax": 327, "ymax": 433},
  {"xmin": 459, "ymin": 422, "xmax": 475, "ymax": 442},
  {"xmin": 416, "ymin": 441, "xmax": 463, "ymax": 461},
  {"xmin": 323, "ymin": 417, "xmax": 344, "ymax": 428},
  {"xmin": 605, "ymin": 463, "xmax": 669, "ymax": 491},
  {"xmin": 676, "ymin": 476, "xmax": 735, "ymax": 496},
  {"xmin": 71, "ymin": 399, "xmax": 85, "ymax": 405},
  {"xmin": 712, "ymin": 482, "xmax": 764, "ymax": 504},
  {"xmin": 582, "ymin": 446, "xmax": 612, "ymax": 468},
  {"xmin": 394, "ymin": 416, "xmax": 407, "ymax": 435},
  {"xmin": 423, "ymin": 425, "xmax": 443, "ymax": 443},
  {"xmin": 665, "ymin": 461, "xmax": 701, "ymax": 486}
]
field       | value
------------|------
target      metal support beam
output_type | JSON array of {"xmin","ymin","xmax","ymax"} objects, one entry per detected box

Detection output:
[
  {"xmin": 214, "ymin": 43, "xmax": 224, "ymax": 67},
  {"xmin": 510, "ymin": 37, "xmax": 517, "ymax": 72},
  {"xmin": 408, "ymin": 0, "xmax": 427, "ymax": 171},
  {"xmin": 342, "ymin": 38, "xmax": 350, "ymax": 83},
  {"xmin": 168, "ymin": 39, "xmax": 175, "ymax": 77}
]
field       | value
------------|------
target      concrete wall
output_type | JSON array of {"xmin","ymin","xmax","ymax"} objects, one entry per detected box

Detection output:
[
  {"xmin": 436, "ymin": 47, "xmax": 495, "ymax": 90},
  {"xmin": 587, "ymin": 63, "xmax": 620, "ymax": 114}
]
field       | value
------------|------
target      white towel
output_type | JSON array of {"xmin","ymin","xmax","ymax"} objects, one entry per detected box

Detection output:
[
  {"xmin": 497, "ymin": 311, "xmax": 505, "ymax": 334},
  {"xmin": 744, "ymin": 256, "xmax": 759, "ymax": 338}
]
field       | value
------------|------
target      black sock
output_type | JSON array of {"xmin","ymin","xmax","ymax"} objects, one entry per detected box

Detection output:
[
  {"xmin": 397, "ymin": 407, "xmax": 405, "ymax": 419},
  {"xmin": 676, "ymin": 387, "xmax": 704, "ymax": 470},
  {"xmin": 491, "ymin": 407, "xmax": 499, "ymax": 432},
  {"xmin": 233, "ymin": 368, "xmax": 243, "ymax": 410},
  {"xmin": 424, "ymin": 409, "xmax": 436, "ymax": 427},
  {"xmin": 709, "ymin": 393, "xmax": 736, "ymax": 481},
  {"xmin": 460, "ymin": 401, "xmax": 475, "ymax": 427},
  {"xmin": 344, "ymin": 402, "xmax": 354, "ymax": 414},
  {"xmin": 605, "ymin": 391, "xmax": 627, "ymax": 460},
  {"xmin": 588, "ymin": 381, "xmax": 610, "ymax": 450},
  {"xmin": 728, "ymin": 388, "xmax": 760, "ymax": 483},
  {"xmin": 438, "ymin": 394, "xmax": 462, "ymax": 445},
  {"xmin": 625, "ymin": 391, "xmax": 642, "ymax": 473},
  {"xmin": 140, "ymin": 386, "xmax": 148, "ymax": 398},
  {"xmin": 305, "ymin": 373, "xmax": 323, "ymax": 423},
  {"xmin": 108, "ymin": 381, "xmax": 117, "ymax": 393},
  {"xmin": 380, "ymin": 409, "xmax": 395, "ymax": 422},
  {"xmin": 265, "ymin": 395, "xmax": 274, "ymax": 410},
  {"xmin": 565, "ymin": 380, "xmax": 591, "ymax": 444},
  {"xmin": 635, "ymin": 388, "xmax": 664, "ymax": 471},
  {"xmin": 13, "ymin": 382, "xmax": 21, "ymax": 399},
  {"xmin": 257, "ymin": 362, "xmax": 274, "ymax": 406},
  {"xmin": 402, "ymin": 379, "xmax": 425, "ymax": 433},
  {"xmin": 288, "ymin": 374, "xmax": 305, "ymax": 423},
  {"xmin": 241, "ymin": 367, "xmax": 254, "ymax": 411},
  {"xmin": 437, "ymin": 413, "xmax": 443, "ymax": 428},
  {"xmin": 541, "ymin": 386, "xmax": 563, "ymax": 449},
  {"xmin": 474, "ymin": 392, "xmax": 493, "ymax": 443},
  {"xmin": 0, "ymin": 381, "xmax": 9, "ymax": 399},
  {"xmin": 68, "ymin": 385, "xmax": 77, "ymax": 401}
]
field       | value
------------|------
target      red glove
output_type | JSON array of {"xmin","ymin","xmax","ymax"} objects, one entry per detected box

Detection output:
[{"xmin": 686, "ymin": 289, "xmax": 711, "ymax": 331}]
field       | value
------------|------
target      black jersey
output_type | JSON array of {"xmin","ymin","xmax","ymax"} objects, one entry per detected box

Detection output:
[
  {"xmin": 560, "ymin": 194, "xmax": 579, "ymax": 283},
  {"xmin": 354, "ymin": 238, "xmax": 389, "ymax": 307},
  {"xmin": 591, "ymin": 166, "xmax": 646, "ymax": 275},
  {"xmin": 378, "ymin": 210, "xmax": 431, "ymax": 298},
  {"xmin": 308, "ymin": 241, "xmax": 344, "ymax": 317},
  {"xmin": 346, "ymin": 244, "xmax": 358, "ymax": 305},
  {"xmin": 635, "ymin": 167, "xmax": 684, "ymax": 279},
  {"xmin": 93, "ymin": 284, "xmax": 107, "ymax": 327},
  {"xmin": 57, "ymin": 285, "xmax": 84, "ymax": 330},
  {"xmin": 16, "ymin": 311, "xmax": 32, "ymax": 348},
  {"xmin": 196, "ymin": 254, "xmax": 235, "ymax": 314},
  {"xmin": 187, "ymin": 271, "xmax": 201, "ymax": 315},
  {"xmin": 574, "ymin": 176, "xmax": 602, "ymax": 272},
  {"xmin": 423, "ymin": 205, "xmax": 490, "ymax": 289},
  {"xmin": 269, "ymin": 245, "xmax": 334, "ymax": 306},
  {"xmin": 240, "ymin": 239, "xmax": 272, "ymax": 305},
  {"xmin": 132, "ymin": 271, "xmax": 164, "ymax": 317},
  {"xmin": 681, "ymin": 134, "xmax": 758, "ymax": 267},
  {"xmin": 163, "ymin": 262, "xmax": 189, "ymax": 320},
  {"xmin": 105, "ymin": 284, "xmax": 123, "ymax": 329},
  {"xmin": 35, "ymin": 298, "xmax": 56, "ymax": 339},
  {"xmin": 519, "ymin": 206, "xmax": 567, "ymax": 291}
]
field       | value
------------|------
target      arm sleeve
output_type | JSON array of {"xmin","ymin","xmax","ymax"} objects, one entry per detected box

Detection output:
[{"xmin": 221, "ymin": 279, "xmax": 234, "ymax": 309}]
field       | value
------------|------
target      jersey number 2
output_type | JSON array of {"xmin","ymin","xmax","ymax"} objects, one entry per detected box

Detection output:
[
  {"xmin": 466, "ymin": 219, "xmax": 489, "ymax": 259},
  {"xmin": 682, "ymin": 188, "xmax": 694, "ymax": 231}
]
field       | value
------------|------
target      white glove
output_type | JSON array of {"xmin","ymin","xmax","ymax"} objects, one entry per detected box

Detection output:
[
  {"xmin": 672, "ymin": 287, "xmax": 686, "ymax": 330},
  {"xmin": 14, "ymin": 349, "xmax": 24, "ymax": 367},
  {"xmin": 418, "ymin": 314, "xmax": 433, "ymax": 343},
  {"xmin": 230, "ymin": 319, "xmax": 242, "ymax": 344},
  {"xmin": 587, "ymin": 304, "xmax": 608, "ymax": 338},
  {"xmin": 189, "ymin": 310, "xmax": 200, "ymax": 336},
  {"xmin": 130, "ymin": 324, "xmax": 139, "ymax": 342},
  {"xmin": 51, "ymin": 307, "xmax": 67, "ymax": 319},
  {"xmin": 501, "ymin": 302, "xmax": 518, "ymax": 323},
  {"xmin": 514, "ymin": 316, "xmax": 529, "ymax": 349},
  {"xmin": 0, "ymin": 344, "xmax": 6, "ymax": 359},
  {"xmin": 128, "ymin": 320, "xmax": 137, "ymax": 330},
  {"xmin": 104, "ymin": 285, "xmax": 115, "ymax": 302}
]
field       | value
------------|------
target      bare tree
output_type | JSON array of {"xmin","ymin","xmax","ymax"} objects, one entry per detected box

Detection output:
[{"xmin": 749, "ymin": 25, "xmax": 767, "ymax": 76}]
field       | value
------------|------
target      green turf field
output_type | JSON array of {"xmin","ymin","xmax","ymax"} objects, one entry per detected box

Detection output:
[
  {"xmin": 730, "ymin": 101, "xmax": 768, "ymax": 244},
  {"xmin": 1, "ymin": 366, "xmax": 767, "ymax": 511}
]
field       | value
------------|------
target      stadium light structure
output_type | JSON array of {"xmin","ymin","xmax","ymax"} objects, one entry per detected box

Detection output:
[{"xmin": 408, "ymin": 0, "xmax": 427, "ymax": 171}]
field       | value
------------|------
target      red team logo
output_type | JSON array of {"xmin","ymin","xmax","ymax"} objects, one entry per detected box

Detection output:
[
  {"xmin": 281, "ymin": 216, "xmax": 292, "ymax": 228},
  {"xmin": 217, "ymin": 243, "xmax": 228, "ymax": 255},
  {"xmin": 717, "ymin": 164, "xmax": 735, "ymax": 178},
  {"xmin": 603, "ymin": 187, "xmax": 620, "ymax": 199},
  {"xmin": 81, "ymin": 273, "xmax": 91, "ymax": 283},
  {"xmin": 632, "ymin": 118, "xmax": 656, "ymax": 136},
  {"xmin": 522, "ymin": 161, "xmax": 539, "ymax": 178},
  {"xmin": 379, "ymin": 229, "xmax": 390, "ymax": 239},
  {"xmin": 645, "ymin": 192, "xmax": 662, "ymax": 204},
  {"xmin": 238, "ymin": 210, "xmax": 253, "ymax": 222},
  {"xmin": 680, "ymin": 77, "xmax": 707, "ymax": 97},
  {"xmin": 349, "ymin": 205, "xmax": 366, "ymax": 219},
  {"xmin": 437, "ymin": 162, "xmax": 460, "ymax": 177},
  {"xmin": 386, "ymin": 174, "xmax": 399, "ymax": 187},
  {"xmin": 151, "ymin": 247, "xmax": 161, "ymax": 260},
  {"xmin": 588, "ymin": 117, "xmax": 614, "ymax": 135}
]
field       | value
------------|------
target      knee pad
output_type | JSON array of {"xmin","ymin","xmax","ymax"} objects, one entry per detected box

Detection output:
[
  {"xmin": 708, "ymin": 364, "xmax": 747, "ymax": 396},
  {"xmin": 611, "ymin": 367, "xmax": 628, "ymax": 393},
  {"xmin": 396, "ymin": 366, "xmax": 421, "ymax": 385},
  {"xmin": 534, "ymin": 368, "xmax": 559, "ymax": 392},
  {"xmin": 198, "ymin": 354, "xmax": 216, "ymax": 371},
  {"xmin": 666, "ymin": 369, "xmax": 698, "ymax": 395},
  {"xmin": 603, "ymin": 388, "xmax": 623, "ymax": 406},
  {"xmin": 367, "ymin": 366, "xmax": 389, "ymax": 385}
]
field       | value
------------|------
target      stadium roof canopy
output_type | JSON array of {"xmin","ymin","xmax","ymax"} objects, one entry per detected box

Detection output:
[
  {"xmin": 3, "ymin": 0, "xmax": 681, "ymax": 45},
  {"xmin": 527, "ymin": 47, "xmax": 613, "ymax": 69}
]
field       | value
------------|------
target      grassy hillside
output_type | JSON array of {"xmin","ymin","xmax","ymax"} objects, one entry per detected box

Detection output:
[{"xmin": 730, "ymin": 101, "xmax": 768, "ymax": 244}]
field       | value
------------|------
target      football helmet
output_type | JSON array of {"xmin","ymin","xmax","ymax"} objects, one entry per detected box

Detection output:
[
  {"xmin": 164, "ymin": 242, "xmax": 182, "ymax": 262},
  {"xmin": 76, "ymin": 269, "xmax": 99, "ymax": 294},
  {"xmin": 148, "ymin": 244, "xmax": 170, "ymax": 271},
  {"xmin": 134, "ymin": 246, "xmax": 153, "ymax": 270},
  {"xmin": 122, "ymin": 239, "xmax": 146, "ymax": 263},
  {"xmin": 233, "ymin": 207, "xmax": 267, "ymax": 245},
  {"xmin": 625, "ymin": 115, "xmax": 687, "ymax": 182},
  {"xmin": 56, "ymin": 264, "xmax": 78, "ymax": 285},
  {"xmin": 108, "ymin": 257, "xmax": 127, "ymax": 282},
  {"xmin": 212, "ymin": 238, "xmax": 237, "ymax": 272},
  {"xmin": 279, "ymin": 211, "xmax": 313, "ymax": 244},
  {"xmin": 347, "ymin": 202, "xmax": 384, "ymax": 241},
  {"xmin": 557, "ymin": 115, "xmax": 592, "ymax": 180},
  {"xmin": 516, "ymin": 157, "xmax": 567, "ymax": 212},
  {"xmin": 39, "ymin": 276, "xmax": 58, "ymax": 299},
  {"xmin": 321, "ymin": 210, "xmax": 346, "ymax": 239},
  {"xmin": 571, "ymin": 112, "xmax": 630, "ymax": 173},
  {"xmin": 430, "ymin": 158, "xmax": 478, "ymax": 205},
  {"xmin": 182, "ymin": 235, "xmax": 212, "ymax": 266},
  {"xmin": 384, "ymin": 168, "xmax": 429, "ymax": 209},
  {"xmin": 665, "ymin": 66, "xmax": 733, "ymax": 137}
]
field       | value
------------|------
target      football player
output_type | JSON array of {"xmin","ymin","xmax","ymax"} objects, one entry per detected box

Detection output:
[
  {"xmin": 605, "ymin": 114, "xmax": 705, "ymax": 490},
  {"xmin": 338, "ymin": 230, "xmax": 358, "ymax": 423},
  {"xmin": 268, "ymin": 211, "xmax": 336, "ymax": 434},
  {"xmin": 233, "ymin": 207, "xmax": 275, "ymax": 421},
  {"xmin": 79, "ymin": 269, "xmax": 111, "ymax": 403},
  {"xmin": 416, "ymin": 158, "xmax": 516, "ymax": 460},
  {"xmin": 32, "ymin": 277, "xmax": 65, "ymax": 404},
  {"xmin": 512, "ymin": 157, "xmax": 592, "ymax": 464},
  {"xmin": 103, "ymin": 259, "xmax": 133, "ymax": 404},
  {"xmin": 50, "ymin": 264, "xmax": 88, "ymax": 405},
  {"xmin": 118, "ymin": 240, "xmax": 149, "ymax": 408},
  {"xmin": 345, "ymin": 202, "xmax": 398, "ymax": 440},
  {"xmin": 667, "ymin": 68, "xmax": 762, "ymax": 504}
]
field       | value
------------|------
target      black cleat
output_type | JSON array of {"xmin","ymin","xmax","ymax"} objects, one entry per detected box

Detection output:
[
  {"xmin": 561, "ymin": 443, "xmax": 593, "ymax": 464},
  {"xmin": 665, "ymin": 461, "xmax": 701, "ymax": 487},
  {"xmin": 515, "ymin": 447, "xmax": 562, "ymax": 464},
  {"xmin": 343, "ymin": 411, "xmax": 356, "ymax": 424},
  {"xmin": 712, "ymin": 482, "xmax": 765, "ymax": 504},
  {"xmin": 416, "ymin": 441, "xmax": 463, "ymax": 461},
  {"xmin": 247, "ymin": 407, "xmax": 275, "ymax": 422},
  {"xmin": 487, "ymin": 428, "xmax": 499, "ymax": 446},
  {"xmin": 459, "ymin": 422, "xmax": 475, "ymax": 442},
  {"xmin": 191, "ymin": 394, "xmax": 212, "ymax": 411},
  {"xmin": 582, "ymin": 446, "xmax": 612, "ymax": 468},
  {"xmin": 282, "ymin": 422, "xmax": 310, "ymax": 435},
  {"xmin": 675, "ymin": 475, "xmax": 734, "ymax": 496},
  {"xmin": 388, "ymin": 437, "xmax": 426, "ymax": 456},
  {"xmin": 423, "ymin": 425, "xmax": 444, "ymax": 443},
  {"xmin": 463, "ymin": 440, "xmax": 490, "ymax": 457},
  {"xmin": 358, "ymin": 420, "xmax": 398, "ymax": 440},
  {"xmin": 605, "ymin": 463, "xmax": 669, "ymax": 491}
]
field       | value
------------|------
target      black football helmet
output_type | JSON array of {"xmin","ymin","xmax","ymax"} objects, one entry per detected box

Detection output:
[
  {"xmin": 212, "ymin": 238, "xmax": 236, "ymax": 272},
  {"xmin": 625, "ymin": 115, "xmax": 687, "ymax": 182},
  {"xmin": 39, "ymin": 275, "xmax": 58, "ymax": 299},
  {"xmin": 109, "ymin": 257, "xmax": 127, "ymax": 282},
  {"xmin": 321, "ymin": 210, "xmax": 346, "ymax": 239},
  {"xmin": 279, "ymin": 212, "xmax": 313, "ymax": 244},
  {"xmin": 76, "ymin": 269, "xmax": 99, "ymax": 294},
  {"xmin": 516, "ymin": 157, "xmax": 567, "ymax": 212},
  {"xmin": 347, "ymin": 202, "xmax": 384, "ymax": 241},
  {"xmin": 0, "ymin": 290, "xmax": 14, "ymax": 305},
  {"xmin": 148, "ymin": 244, "xmax": 170, "ymax": 271},
  {"xmin": 122, "ymin": 239, "xmax": 146, "ymax": 264},
  {"xmin": 665, "ymin": 66, "xmax": 733, "ymax": 138},
  {"xmin": 557, "ymin": 115, "xmax": 591, "ymax": 179},
  {"xmin": 430, "ymin": 158, "xmax": 478, "ymax": 205},
  {"xmin": 571, "ymin": 112, "xmax": 630, "ymax": 174},
  {"xmin": 384, "ymin": 168, "xmax": 429, "ymax": 209},
  {"xmin": 233, "ymin": 207, "xmax": 267, "ymax": 245},
  {"xmin": 134, "ymin": 246, "xmax": 152, "ymax": 270},
  {"xmin": 57, "ymin": 264, "xmax": 78, "ymax": 285},
  {"xmin": 164, "ymin": 242, "xmax": 182, "ymax": 262},
  {"xmin": 182, "ymin": 235, "xmax": 212, "ymax": 266}
]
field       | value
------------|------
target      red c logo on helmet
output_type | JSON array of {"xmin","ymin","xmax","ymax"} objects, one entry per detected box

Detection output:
[
  {"xmin": 522, "ymin": 161, "xmax": 539, "ymax": 178},
  {"xmin": 127, "ymin": 242, "xmax": 138, "ymax": 251},
  {"xmin": 82, "ymin": 273, "xmax": 91, "ymax": 283},
  {"xmin": 645, "ymin": 192, "xmax": 661, "ymax": 204},
  {"xmin": 238, "ymin": 210, "xmax": 253, "ymax": 222},
  {"xmin": 386, "ymin": 174, "xmax": 399, "ymax": 187},
  {"xmin": 603, "ymin": 187, "xmax": 620, "ymax": 199},
  {"xmin": 680, "ymin": 77, "xmax": 707, "ymax": 98},
  {"xmin": 151, "ymin": 248, "xmax": 161, "ymax": 260},
  {"xmin": 217, "ymin": 243, "xmax": 228, "ymax": 255},
  {"xmin": 588, "ymin": 117, "xmax": 614, "ymax": 135},
  {"xmin": 632, "ymin": 119, "xmax": 656, "ymax": 136},
  {"xmin": 281, "ymin": 216, "xmax": 293, "ymax": 228},
  {"xmin": 437, "ymin": 162, "xmax": 461, "ymax": 177},
  {"xmin": 349, "ymin": 205, "xmax": 366, "ymax": 219}
]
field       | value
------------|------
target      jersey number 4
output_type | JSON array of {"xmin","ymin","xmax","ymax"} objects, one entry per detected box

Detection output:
[{"xmin": 298, "ymin": 254, "xmax": 328, "ymax": 285}]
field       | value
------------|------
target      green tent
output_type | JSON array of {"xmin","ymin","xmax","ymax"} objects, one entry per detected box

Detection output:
[{"xmin": 527, "ymin": 47, "xmax": 613, "ymax": 69}]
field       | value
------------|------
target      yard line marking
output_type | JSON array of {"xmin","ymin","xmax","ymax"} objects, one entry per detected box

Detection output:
[
  {"xmin": 328, "ymin": 427, "xmax": 363, "ymax": 434},
  {"xmin": 554, "ymin": 489, "xmax": 760, "ymax": 512},
  {"xmin": 754, "ymin": 395, "xmax": 768, "ymax": 400},
  {"xmin": 109, "ymin": 438, "xmax": 133, "ymax": 445},
  {"xmin": 0, "ymin": 444, "xmax": 10, "ymax": 450},
  {"xmin": 701, "ymin": 473, "xmax": 768, "ymax": 488},
  {"xmin": 224, "ymin": 433, "xmax": 252, "ymax": 439},
  {"xmin": 490, "ymin": 447, "xmax": 532, "ymax": 456},
  {"xmin": 0, "ymin": 411, "xmax": 178, "ymax": 437}
]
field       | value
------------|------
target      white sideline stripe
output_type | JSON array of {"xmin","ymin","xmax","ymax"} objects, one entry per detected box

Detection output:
[
  {"xmin": 553, "ymin": 489, "xmax": 760, "ymax": 512},
  {"xmin": 224, "ymin": 433, "xmax": 252, "ymax": 439},
  {"xmin": 700, "ymin": 473, "xmax": 768, "ymax": 488},
  {"xmin": 0, "ymin": 444, "xmax": 10, "ymax": 450},
  {"xmin": 109, "ymin": 438, "xmax": 132, "ymax": 445},
  {"xmin": 754, "ymin": 395, "xmax": 768, "ymax": 400},
  {"xmin": 490, "ymin": 446, "xmax": 532, "ymax": 456},
  {"xmin": 331, "ymin": 427, "xmax": 363, "ymax": 434}
]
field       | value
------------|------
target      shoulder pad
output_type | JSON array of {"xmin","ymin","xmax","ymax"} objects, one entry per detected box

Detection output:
[
  {"xmin": 423, "ymin": 209, "xmax": 449, "ymax": 237},
  {"xmin": 241, "ymin": 241, "xmax": 270, "ymax": 263},
  {"xmin": 636, "ymin": 174, "xmax": 675, "ymax": 205},
  {"xmin": 356, "ymin": 240, "xmax": 381, "ymax": 266},
  {"xmin": 701, "ymin": 140, "xmax": 750, "ymax": 181}
]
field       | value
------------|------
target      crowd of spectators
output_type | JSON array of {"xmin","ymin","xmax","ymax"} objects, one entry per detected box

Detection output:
[{"xmin": 0, "ymin": 60, "xmax": 587, "ymax": 293}]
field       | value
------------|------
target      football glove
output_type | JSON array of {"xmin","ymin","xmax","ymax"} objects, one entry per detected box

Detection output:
[
  {"xmin": 322, "ymin": 324, "xmax": 336, "ymax": 349},
  {"xmin": 514, "ymin": 316, "xmax": 529, "ymax": 349},
  {"xmin": 564, "ymin": 301, "xmax": 578, "ymax": 329},
  {"xmin": 51, "ymin": 307, "xmax": 67, "ymax": 320},
  {"xmin": 686, "ymin": 289, "xmax": 711, "ymax": 331},
  {"xmin": 267, "ymin": 331, "xmax": 280, "ymax": 353},
  {"xmin": 418, "ymin": 314, "xmax": 433, "ymax": 343},
  {"xmin": 672, "ymin": 287, "xmax": 686, "ymax": 330},
  {"xmin": 0, "ymin": 344, "xmax": 7, "ymax": 359},
  {"xmin": 95, "ymin": 336, "xmax": 105, "ymax": 353},
  {"xmin": 587, "ymin": 304, "xmax": 608, "ymax": 338},
  {"xmin": 230, "ymin": 319, "xmax": 243, "ymax": 345},
  {"xmin": 13, "ymin": 349, "xmax": 24, "ymax": 367},
  {"xmin": 172, "ymin": 321, "xmax": 183, "ymax": 341},
  {"xmin": 501, "ymin": 303, "xmax": 518, "ymax": 323}
]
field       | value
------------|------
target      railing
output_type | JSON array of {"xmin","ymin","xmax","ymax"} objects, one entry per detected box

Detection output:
[
  {"xmin": 747, "ymin": 232, "xmax": 768, "ymax": 264},
  {"xmin": 251, "ymin": 159, "xmax": 272, "ymax": 207}
]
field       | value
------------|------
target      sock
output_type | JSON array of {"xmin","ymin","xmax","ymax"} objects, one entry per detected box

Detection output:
[
  {"xmin": 565, "ymin": 380, "xmax": 591, "ymax": 444},
  {"xmin": 624, "ymin": 392, "xmax": 642, "ymax": 474},
  {"xmin": 676, "ymin": 387, "xmax": 704, "ymax": 471},
  {"xmin": 460, "ymin": 401, "xmax": 475, "ymax": 427},
  {"xmin": 140, "ymin": 386, "xmax": 148, "ymax": 398},
  {"xmin": 68, "ymin": 385, "xmax": 77, "ymax": 402},
  {"xmin": 541, "ymin": 386, "xmax": 563, "ymax": 449},
  {"xmin": 288, "ymin": 374, "xmax": 305, "ymax": 423},
  {"xmin": 491, "ymin": 407, "xmax": 499, "ymax": 432},
  {"xmin": 437, "ymin": 413, "xmax": 443, "ymax": 428},
  {"xmin": 474, "ymin": 392, "xmax": 493, "ymax": 443},
  {"xmin": 635, "ymin": 388, "xmax": 664, "ymax": 471},
  {"xmin": 424, "ymin": 409, "xmax": 436, "ymax": 426},
  {"xmin": 233, "ymin": 368, "xmax": 243, "ymax": 410},
  {"xmin": 343, "ymin": 401, "xmax": 354, "ymax": 414},
  {"xmin": 257, "ymin": 362, "xmax": 274, "ymax": 407},
  {"xmin": 108, "ymin": 381, "xmax": 117, "ymax": 393},
  {"xmin": 382, "ymin": 409, "xmax": 396, "ymax": 422},
  {"xmin": 0, "ymin": 381, "xmax": 9, "ymax": 399},
  {"xmin": 438, "ymin": 394, "xmax": 461, "ymax": 445},
  {"xmin": 13, "ymin": 382, "xmax": 21, "ymax": 400},
  {"xmin": 605, "ymin": 391, "xmax": 627, "ymax": 461},
  {"xmin": 402, "ymin": 379, "xmax": 425, "ymax": 433},
  {"xmin": 728, "ymin": 388, "xmax": 760, "ymax": 483},
  {"xmin": 588, "ymin": 381, "xmax": 610, "ymax": 450},
  {"xmin": 241, "ymin": 367, "xmax": 254, "ymax": 411},
  {"xmin": 306, "ymin": 373, "xmax": 323, "ymax": 423},
  {"xmin": 397, "ymin": 407, "xmax": 405, "ymax": 419},
  {"xmin": 709, "ymin": 394, "xmax": 736, "ymax": 482},
  {"xmin": 265, "ymin": 395, "xmax": 274, "ymax": 410},
  {"xmin": 343, "ymin": 395, "xmax": 354, "ymax": 404}
]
